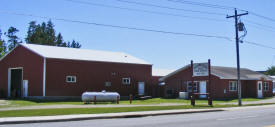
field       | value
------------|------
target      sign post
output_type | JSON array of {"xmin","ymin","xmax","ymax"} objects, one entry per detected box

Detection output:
[{"xmin": 191, "ymin": 60, "xmax": 212, "ymax": 106}]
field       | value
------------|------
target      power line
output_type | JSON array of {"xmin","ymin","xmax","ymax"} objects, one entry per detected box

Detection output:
[
  {"xmin": 0, "ymin": 10, "xmax": 233, "ymax": 41},
  {"xmin": 245, "ymin": 23, "xmax": 275, "ymax": 33},
  {"xmin": 250, "ymin": 12, "xmax": 275, "ymax": 23},
  {"xmin": 167, "ymin": 0, "xmax": 275, "ymax": 25},
  {"xmin": 115, "ymin": 0, "xmax": 226, "ymax": 16},
  {"xmin": 244, "ymin": 19, "xmax": 275, "ymax": 30},
  {"xmin": 64, "ymin": 0, "xmax": 228, "ymax": 22},
  {"xmin": 1, "ymin": 11, "xmax": 274, "ymax": 51},
  {"xmin": 243, "ymin": 40, "xmax": 275, "ymax": 50},
  {"xmin": 167, "ymin": 0, "xmax": 235, "ymax": 10}
]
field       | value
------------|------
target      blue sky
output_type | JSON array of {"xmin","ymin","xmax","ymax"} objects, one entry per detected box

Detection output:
[{"xmin": 0, "ymin": 0, "xmax": 274, "ymax": 71}]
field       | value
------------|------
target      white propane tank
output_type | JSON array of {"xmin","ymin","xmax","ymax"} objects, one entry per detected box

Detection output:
[
  {"xmin": 82, "ymin": 91, "xmax": 120, "ymax": 103},
  {"xmin": 179, "ymin": 92, "xmax": 189, "ymax": 99}
]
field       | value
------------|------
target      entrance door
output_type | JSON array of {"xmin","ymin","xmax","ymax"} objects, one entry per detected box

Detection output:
[
  {"xmin": 138, "ymin": 82, "xmax": 145, "ymax": 96},
  {"xmin": 257, "ymin": 81, "xmax": 263, "ymax": 98},
  {"xmin": 9, "ymin": 68, "xmax": 23, "ymax": 98},
  {"xmin": 23, "ymin": 80, "xmax": 28, "ymax": 97},
  {"xmin": 199, "ymin": 81, "xmax": 207, "ymax": 98}
]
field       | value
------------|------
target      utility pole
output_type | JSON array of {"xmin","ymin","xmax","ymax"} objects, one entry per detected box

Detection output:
[{"xmin": 226, "ymin": 8, "xmax": 248, "ymax": 106}]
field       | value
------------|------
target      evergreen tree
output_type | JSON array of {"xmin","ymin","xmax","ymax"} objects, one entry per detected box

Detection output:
[
  {"xmin": 26, "ymin": 21, "xmax": 37, "ymax": 44},
  {"xmin": 46, "ymin": 20, "xmax": 56, "ymax": 46},
  {"xmin": 67, "ymin": 40, "xmax": 81, "ymax": 48},
  {"xmin": 5, "ymin": 27, "xmax": 21, "ymax": 51},
  {"xmin": 26, "ymin": 20, "xmax": 81, "ymax": 48},
  {"xmin": 0, "ymin": 29, "xmax": 6, "ymax": 58},
  {"xmin": 56, "ymin": 33, "xmax": 67, "ymax": 47},
  {"xmin": 265, "ymin": 66, "xmax": 275, "ymax": 76}
]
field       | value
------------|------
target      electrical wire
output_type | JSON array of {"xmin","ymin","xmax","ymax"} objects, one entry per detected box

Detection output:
[
  {"xmin": 64, "ymin": 0, "xmax": 228, "ymax": 22},
  {"xmin": 243, "ymin": 40, "xmax": 275, "ymax": 50},
  {"xmin": 167, "ymin": 0, "xmax": 275, "ymax": 24},
  {"xmin": 245, "ymin": 23, "xmax": 275, "ymax": 33},
  {"xmin": 250, "ymin": 12, "xmax": 275, "ymax": 23},
  {"xmin": 166, "ymin": 0, "xmax": 235, "ymax": 10},
  {"xmin": 0, "ymin": 10, "xmax": 233, "ymax": 41},
  {"xmin": 115, "ymin": 0, "xmax": 226, "ymax": 16},
  {"xmin": 244, "ymin": 19, "xmax": 275, "ymax": 30}
]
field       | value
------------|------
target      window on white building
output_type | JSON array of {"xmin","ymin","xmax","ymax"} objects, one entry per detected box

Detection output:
[
  {"xmin": 122, "ymin": 78, "xmax": 131, "ymax": 85},
  {"xmin": 66, "ymin": 76, "xmax": 76, "ymax": 83},
  {"xmin": 229, "ymin": 81, "xmax": 237, "ymax": 91}
]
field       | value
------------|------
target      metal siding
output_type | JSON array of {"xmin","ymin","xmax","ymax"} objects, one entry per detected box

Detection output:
[
  {"xmin": 0, "ymin": 45, "xmax": 44, "ymax": 97},
  {"xmin": 45, "ymin": 58, "xmax": 152, "ymax": 96}
]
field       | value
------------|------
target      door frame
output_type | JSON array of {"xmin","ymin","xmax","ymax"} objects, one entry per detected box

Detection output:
[
  {"xmin": 199, "ymin": 81, "xmax": 207, "ymax": 98},
  {"xmin": 8, "ymin": 67, "xmax": 23, "ymax": 98},
  {"xmin": 138, "ymin": 82, "xmax": 145, "ymax": 96},
  {"xmin": 257, "ymin": 81, "xmax": 263, "ymax": 98}
]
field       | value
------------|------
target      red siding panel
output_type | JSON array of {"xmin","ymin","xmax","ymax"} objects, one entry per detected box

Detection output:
[
  {"xmin": 45, "ymin": 58, "xmax": 152, "ymax": 96},
  {"xmin": 0, "ymin": 45, "xmax": 44, "ymax": 97}
]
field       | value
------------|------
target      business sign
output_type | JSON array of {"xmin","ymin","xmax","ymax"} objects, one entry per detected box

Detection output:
[{"xmin": 193, "ymin": 63, "xmax": 209, "ymax": 77}]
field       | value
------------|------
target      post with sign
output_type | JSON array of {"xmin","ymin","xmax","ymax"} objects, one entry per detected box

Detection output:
[
  {"xmin": 190, "ymin": 60, "xmax": 195, "ymax": 106},
  {"xmin": 191, "ymin": 60, "xmax": 211, "ymax": 106},
  {"xmin": 208, "ymin": 59, "xmax": 213, "ymax": 106}
]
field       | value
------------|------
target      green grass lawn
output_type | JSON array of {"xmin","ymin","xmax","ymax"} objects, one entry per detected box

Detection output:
[
  {"xmin": 0, "ymin": 105, "xmax": 235, "ymax": 118},
  {"xmin": 1, "ymin": 103, "xmax": 275, "ymax": 118},
  {"xmin": 0, "ymin": 97, "xmax": 271, "ymax": 108}
]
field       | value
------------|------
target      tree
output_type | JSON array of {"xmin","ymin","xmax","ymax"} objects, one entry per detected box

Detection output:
[
  {"xmin": 5, "ymin": 27, "xmax": 21, "ymax": 51},
  {"xmin": 26, "ymin": 20, "xmax": 81, "ymax": 48},
  {"xmin": 67, "ymin": 40, "xmax": 81, "ymax": 48},
  {"xmin": 0, "ymin": 29, "xmax": 6, "ymax": 58},
  {"xmin": 56, "ymin": 33, "xmax": 67, "ymax": 47},
  {"xmin": 265, "ymin": 66, "xmax": 275, "ymax": 76}
]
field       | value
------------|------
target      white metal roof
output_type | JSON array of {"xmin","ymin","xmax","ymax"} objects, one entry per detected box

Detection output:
[
  {"xmin": 152, "ymin": 68, "xmax": 175, "ymax": 76},
  {"xmin": 20, "ymin": 43, "xmax": 151, "ymax": 65}
]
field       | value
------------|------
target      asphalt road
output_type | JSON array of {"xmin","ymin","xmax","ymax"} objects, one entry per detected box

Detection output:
[{"xmin": 2, "ymin": 106, "xmax": 275, "ymax": 127}]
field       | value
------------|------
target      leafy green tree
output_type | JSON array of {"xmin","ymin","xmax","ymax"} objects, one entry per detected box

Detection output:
[
  {"xmin": 265, "ymin": 66, "xmax": 275, "ymax": 75},
  {"xmin": 0, "ymin": 29, "xmax": 6, "ymax": 58},
  {"xmin": 26, "ymin": 20, "xmax": 81, "ymax": 48},
  {"xmin": 5, "ymin": 27, "xmax": 21, "ymax": 51}
]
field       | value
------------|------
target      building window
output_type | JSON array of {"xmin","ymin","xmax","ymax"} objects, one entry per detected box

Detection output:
[
  {"xmin": 122, "ymin": 78, "xmax": 130, "ymax": 85},
  {"xmin": 264, "ymin": 82, "xmax": 269, "ymax": 91},
  {"xmin": 187, "ymin": 81, "xmax": 197, "ymax": 92},
  {"xmin": 66, "ymin": 76, "xmax": 76, "ymax": 83},
  {"xmin": 105, "ymin": 81, "xmax": 111, "ymax": 87},
  {"xmin": 229, "ymin": 81, "xmax": 237, "ymax": 91}
]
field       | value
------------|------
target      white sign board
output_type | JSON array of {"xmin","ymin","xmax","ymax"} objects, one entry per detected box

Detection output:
[{"xmin": 193, "ymin": 63, "xmax": 209, "ymax": 77}]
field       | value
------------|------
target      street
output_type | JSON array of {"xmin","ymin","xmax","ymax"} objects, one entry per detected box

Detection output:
[{"xmin": 2, "ymin": 105, "xmax": 275, "ymax": 127}]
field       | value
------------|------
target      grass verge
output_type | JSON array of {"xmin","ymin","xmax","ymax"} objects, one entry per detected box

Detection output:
[
  {"xmin": 0, "ymin": 105, "xmax": 237, "ymax": 118},
  {"xmin": 0, "ymin": 97, "xmax": 271, "ymax": 108},
  {"xmin": 0, "ymin": 103, "xmax": 274, "ymax": 118}
]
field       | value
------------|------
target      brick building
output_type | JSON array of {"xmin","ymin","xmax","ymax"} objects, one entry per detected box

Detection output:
[{"xmin": 159, "ymin": 64, "xmax": 273, "ymax": 98}]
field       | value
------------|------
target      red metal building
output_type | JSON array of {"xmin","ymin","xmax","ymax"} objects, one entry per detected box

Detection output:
[
  {"xmin": 159, "ymin": 64, "xmax": 273, "ymax": 99},
  {"xmin": 0, "ymin": 44, "xmax": 153, "ymax": 98}
]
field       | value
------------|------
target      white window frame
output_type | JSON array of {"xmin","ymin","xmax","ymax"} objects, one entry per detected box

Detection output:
[
  {"xmin": 264, "ymin": 82, "xmax": 269, "ymax": 91},
  {"xmin": 122, "ymin": 78, "xmax": 131, "ymax": 85},
  {"xmin": 105, "ymin": 81, "xmax": 111, "ymax": 87},
  {"xmin": 66, "ymin": 76, "xmax": 76, "ymax": 83},
  {"xmin": 187, "ymin": 81, "xmax": 197, "ymax": 92},
  {"xmin": 229, "ymin": 81, "xmax": 237, "ymax": 91}
]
